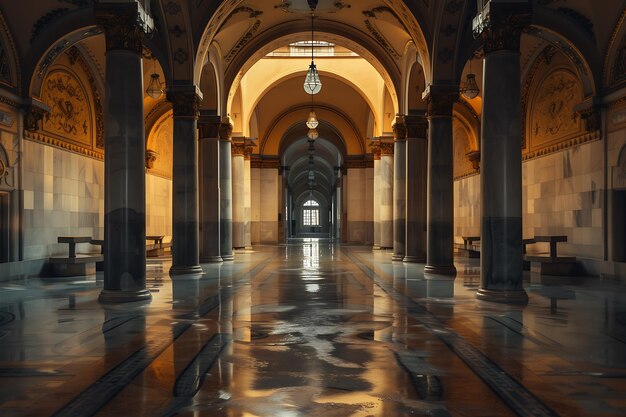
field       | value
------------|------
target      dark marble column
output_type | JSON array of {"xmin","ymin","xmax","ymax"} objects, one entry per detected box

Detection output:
[
  {"xmin": 219, "ymin": 120, "xmax": 234, "ymax": 261},
  {"xmin": 475, "ymin": 3, "xmax": 531, "ymax": 303},
  {"xmin": 370, "ymin": 141, "xmax": 381, "ymax": 249},
  {"xmin": 96, "ymin": 2, "xmax": 150, "ymax": 303},
  {"xmin": 167, "ymin": 87, "xmax": 203, "ymax": 276},
  {"xmin": 231, "ymin": 140, "xmax": 245, "ymax": 249},
  {"xmin": 379, "ymin": 140, "xmax": 394, "ymax": 249},
  {"xmin": 198, "ymin": 114, "xmax": 222, "ymax": 263},
  {"xmin": 392, "ymin": 116, "xmax": 407, "ymax": 261},
  {"xmin": 424, "ymin": 86, "xmax": 458, "ymax": 276},
  {"xmin": 404, "ymin": 114, "xmax": 428, "ymax": 263}
]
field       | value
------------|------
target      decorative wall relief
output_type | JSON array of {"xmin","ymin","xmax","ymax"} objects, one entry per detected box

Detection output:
[
  {"xmin": 41, "ymin": 69, "xmax": 92, "ymax": 146},
  {"xmin": 529, "ymin": 70, "xmax": 582, "ymax": 149}
]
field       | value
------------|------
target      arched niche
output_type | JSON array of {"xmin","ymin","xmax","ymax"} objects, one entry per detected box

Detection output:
[{"xmin": 146, "ymin": 111, "xmax": 173, "ymax": 179}]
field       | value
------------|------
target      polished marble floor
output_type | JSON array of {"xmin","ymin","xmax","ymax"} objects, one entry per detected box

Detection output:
[{"xmin": 0, "ymin": 241, "xmax": 625, "ymax": 417}]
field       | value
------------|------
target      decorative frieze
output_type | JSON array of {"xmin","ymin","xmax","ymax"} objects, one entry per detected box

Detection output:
[
  {"xmin": 251, "ymin": 157, "xmax": 280, "ymax": 170},
  {"xmin": 346, "ymin": 159, "xmax": 374, "ymax": 169}
]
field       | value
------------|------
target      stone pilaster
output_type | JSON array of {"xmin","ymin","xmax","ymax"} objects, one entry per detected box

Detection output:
[
  {"xmin": 475, "ymin": 1, "xmax": 531, "ymax": 303},
  {"xmin": 379, "ymin": 139, "xmax": 394, "ymax": 249},
  {"xmin": 423, "ymin": 86, "xmax": 458, "ymax": 276},
  {"xmin": 244, "ymin": 144, "xmax": 254, "ymax": 248},
  {"xmin": 404, "ymin": 114, "xmax": 428, "ymax": 263},
  {"xmin": 96, "ymin": 2, "xmax": 151, "ymax": 303},
  {"xmin": 231, "ymin": 139, "xmax": 246, "ymax": 249},
  {"xmin": 219, "ymin": 120, "xmax": 234, "ymax": 261},
  {"xmin": 167, "ymin": 86, "xmax": 203, "ymax": 276},
  {"xmin": 198, "ymin": 113, "xmax": 222, "ymax": 263},
  {"xmin": 392, "ymin": 116, "xmax": 407, "ymax": 261},
  {"xmin": 371, "ymin": 140, "xmax": 381, "ymax": 249}
]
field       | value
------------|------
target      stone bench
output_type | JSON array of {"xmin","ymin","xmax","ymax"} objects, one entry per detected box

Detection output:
[
  {"xmin": 49, "ymin": 237, "xmax": 103, "ymax": 277},
  {"xmin": 456, "ymin": 236, "xmax": 480, "ymax": 258},
  {"xmin": 146, "ymin": 235, "xmax": 172, "ymax": 257},
  {"xmin": 524, "ymin": 235, "xmax": 579, "ymax": 276}
]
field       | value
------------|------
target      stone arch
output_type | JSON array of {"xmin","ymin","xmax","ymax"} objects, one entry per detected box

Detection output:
[
  {"xmin": 0, "ymin": 10, "xmax": 20, "ymax": 92},
  {"xmin": 604, "ymin": 7, "xmax": 626, "ymax": 89},
  {"xmin": 145, "ymin": 110, "xmax": 173, "ymax": 179}
]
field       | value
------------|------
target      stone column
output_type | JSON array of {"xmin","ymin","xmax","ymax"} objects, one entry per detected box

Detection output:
[
  {"xmin": 404, "ymin": 114, "xmax": 429, "ymax": 263},
  {"xmin": 231, "ymin": 139, "xmax": 245, "ymax": 249},
  {"xmin": 244, "ymin": 144, "xmax": 254, "ymax": 248},
  {"xmin": 475, "ymin": 2, "xmax": 530, "ymax": 303},
  {"xmin": 167, "ymin": 86, "xmax": 203, "ymax": 276},
  {"xmin": 392, "ymin": 116, "xmax": 407, "ymax": 261},
  {"xmin": 96, "ymin": 2, "xmax": 150, "ymax": 303},
  {"xmin": 219, "ymin": 120, "xmax": 234, "ymax": 261},
  {"xmin": 198, "ymin": 113, "xmax": 222, "ymax": 263},
  {"xmin": 371, "ymin": 141, "xmax": 381, "ymax": 249},
  {"xmin": 379, "ymin": 140, "xmax": 394, "ymax": 249},
  {"xmin": 424, "ymin": 86, "xmax": 458, "ymax": 276}
]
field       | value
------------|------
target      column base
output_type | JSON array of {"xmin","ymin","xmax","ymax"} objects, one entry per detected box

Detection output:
[
  {"xmin": 170, "ymin": 265, "xmax": 204, "ymax": 276},
  {"xmin": 424, "ymin": 264, "xmax": 457, "ymax": 276},
  {"xmin": 233, "ymin": 246, "xmax": 246, "ymax": 250},
  {"xmin": 403, "ymin": 255, "xmax": 425, "ymax": 263},
  {"xmin": 392, "ymin": 254, "xmax": 405, "ymax": 261},
  {"xmin": 99, "ymin": 289, "xmax": 152, "ymax": 303},
  {"xmin": 476, "ymin": 288, "xmax": 529, "ymax": 304},
  {"xmin": 221, "ymin": 254, "xmax": 235, "ymax": 261},
  {"xmin": 200, "ymin": 256, "xmax": 223, "ymax": 263}
]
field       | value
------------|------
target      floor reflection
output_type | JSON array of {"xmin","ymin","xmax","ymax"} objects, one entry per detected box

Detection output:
[{"xmin": 0, "ymin": 244, "xmax": 624, "ymax": 416}]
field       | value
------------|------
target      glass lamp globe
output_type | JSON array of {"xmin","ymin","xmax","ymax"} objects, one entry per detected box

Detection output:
[
  {"xmin": 146, "ymin": 73, "xmax": 164, "ymax": 99},
  {"xmin": 461, "ymin": 73, "xmax": 480, "ymax": 99},
  {"xmin": 307, "ymin": 128, "xmax": 319, "ymax": 141},
  {"xmin": 304, "ymin": 63, "xmax": 322, "ymax": 95},
  {"xmin": 306, "ymin": 111, "xmax": 319, "ymax": 129}
]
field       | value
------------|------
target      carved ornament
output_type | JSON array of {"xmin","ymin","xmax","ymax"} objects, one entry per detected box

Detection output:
[
  {"xmin": 41, "ymin": 70, "xmax": 91, "ymax": 144},
  {"xmin": 424, "ymin": 88, "xmax": 458, "ymax": 118},
  {"xmin": 145, "ymin": 149, "xmax": 158, "ymax": 170},
  {"xmin": 530, "ymin": 70, "xmax": 581, "ymax": 145},
  {"xmin": 370, "ymin": 141, "xmax": 381, "ymax": 160},
  {"xmin": 95, "ymin": 2, "xmax": 143, "ymax": 53},
  {"xmin": 392, "ymin": 115, "xmax": 407, "ymax": 141},
  {"xmin": 219, "ymin": 121, "xmax": 233, "ymax": 141},
  {"xmin": 474, "ymin": 3, "xmax": 531, "ymax": 54},
  {"xmin": 380, "ymin": 141, "xmax": 394, "ymax": 156},
  {"xmin": 231, "ymin": 143, "xmax": 245, "ymax": 156},
  {"xmin": 167, "ymin": 91, "xmax": 201, "ymax": 119},
  {"xmin": 405, "ymin": 115, "xmax": 428, "ymax": 139}
]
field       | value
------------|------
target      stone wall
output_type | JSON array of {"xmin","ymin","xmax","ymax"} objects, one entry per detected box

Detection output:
[
  {"xmin": 454, "ymin": 139, "xmax": 604, "ymax": 259},
  {"xmin": 22, "ymin": 140, "xmax": 104, "ymax": 259},
  {"xmin": 346, "ymin": 167, "xmax": 374, "ymax": 244},
  {"xmin": 146, "ymin": 174, "xmax": 172, "ymax": 238}
]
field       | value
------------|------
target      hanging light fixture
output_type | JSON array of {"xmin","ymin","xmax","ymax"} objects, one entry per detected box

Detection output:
[
  {"xmin": 307, "ymin": 128, "xmax": 319, "ymax": 141},
  {"xmin": 461, "ymin": 57, "xmax": 480, "ymax": 99},
  {"xmin": 303, "ymin": 2, "xmax": 321, "ymax": 95},
  {"xmin": 146, "ymin": 58, "xmax": 163, "ymax": 99}
]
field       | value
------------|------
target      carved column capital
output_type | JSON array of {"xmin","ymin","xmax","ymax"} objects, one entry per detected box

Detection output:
[
  {"xmin": 167, "ymin": 88, "xmax": 202, "ymax": 119},
  {"xmin": 197, "ymin": 113, "xmax": 221, "ymax": 139},
  {"xmin": 231, "ymin": 143, "xmax": 245, "ymax": 156},
  {"xmin": 244, "ymin": 144, "xmax": 256, "ymax": 160},
  {"xmin": 405, "ymin": 114, "xmax": 429, "ymax": 139},
  {"xmin": 380, "ymin": 140, "xmax": 394, "ymax": 156},
  {"xmin": 95, "ymin": 2, "xmax": 144, "ymax": 53},
  {"xmin": 218, "ymin": 120, "xmax": 233, "ymax": 141},
  {"xmin": 392, "ymin": 115, "xmax": 407, "ymax": 141},
  {"xmin": 370, "ymin": 140, "xmax": 381, "ymax": 160},
  {"xmin": 473, "ymin": 2, "xmax": 531, "ymax": 54},
  {"xmin": 423, "ymin": 85, "xmax": 458, "ymax": 118}
]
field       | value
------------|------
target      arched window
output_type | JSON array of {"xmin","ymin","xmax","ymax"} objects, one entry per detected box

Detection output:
[{"xmin": 303, "ymin": 200, "xmax": 320, "ymax": 226}]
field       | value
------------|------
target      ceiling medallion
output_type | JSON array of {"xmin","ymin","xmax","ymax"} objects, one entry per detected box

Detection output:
[{"xmin": 275, "ymin": 0, "xmax": 350, "ymax": 14}]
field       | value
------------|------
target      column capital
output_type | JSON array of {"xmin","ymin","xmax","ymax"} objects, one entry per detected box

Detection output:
[
  {"xmin": 380, "ymin": 139, "xmax": 394, "ymax": 156},
  {"xmin": 198, "ymin": 113, "xmax": 221, "ymax": 139},
  {"xmin": 166, "ymin": 86, "xmax": 203, "ymax": 119},
  {"xmin": 244, "ymin": 144, "xmax": 256, "ymax": 160},
  {"xmin": 219, "ymin": 119, "xmax": 233, "ymax": 141},
  {"xmin": 95, "ymin": 2, "xmax": 144, "ymax": 53},
  {"xmin": 392, "ymin": 115, "xmax": 407, "ymax": 141},
  {"xmin": 231, "ymin": 141, "xmax": 246, "ymax": 156},
  {"xmin": 473, "ymin": 1, "xmax": 531, "ymax": 54},
  {"xmin": 405, "ymin": 114, "xmax": 429, "ymax": 139},
  {"xmin": 423, "ymin": 85, "xmax": 458, "ymax": 118},
  {"xmin": 370, "ymin": 140, "xmax": 381, "ymax": 160}
]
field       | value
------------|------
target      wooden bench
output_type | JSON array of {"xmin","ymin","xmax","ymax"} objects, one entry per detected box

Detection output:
[
  {"xmin": 49, "ymin": 236, "xmax": 103, "ymax": 277},
  {"xmin": 524, "ymin": 235, "xmax": 578, "ymax": 276}
]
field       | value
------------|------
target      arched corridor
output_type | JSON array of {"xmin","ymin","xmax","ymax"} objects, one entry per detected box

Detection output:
[
  {"xmin": 1, "ymin": 0, "xmax": 626, "ymax": 415},
  {"xmin": 0, "ymin": 244, "xmax": 624, "ymax": 416}
]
